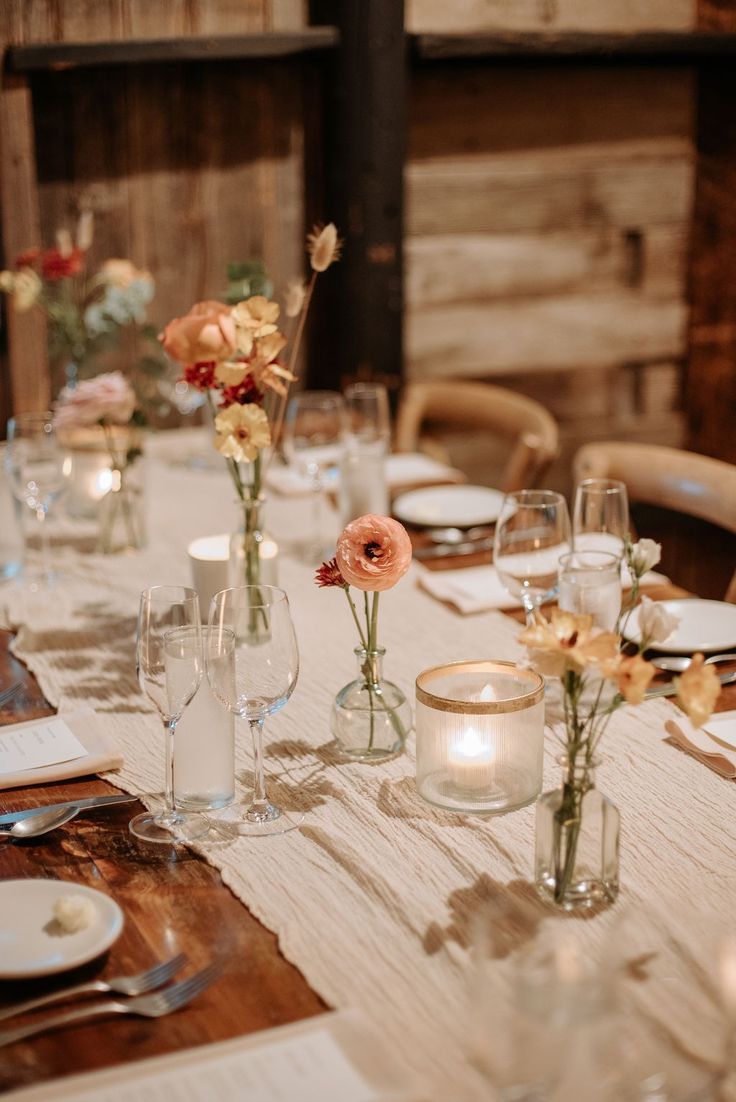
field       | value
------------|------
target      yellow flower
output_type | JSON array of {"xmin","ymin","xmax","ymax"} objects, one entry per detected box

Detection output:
[
  {"xmin": 675, "ymin": 654, "xmax": 721, "ymax": 729},
  {"xmin": 12, "ymin": 269, "xmax": 42, "ymax": 311},
  {"xmin": 250, "ymin": 332, "xmax": 294, "ymax": 397},
  {"xmin": 214, "ymin": 403, "xmax": 271, "ymax": 463},
  {"xmin": 100, "ymin": 258, "xmax": 151, "ymax": 289},
  {"xmin": 601, "ymin": 653, "xmax": 655, "ymax": 705},
  {"xmin": 214, "ymin": 362, "xmax": 249, "ymax": 387},
  {"xmin": 232, "ymin": 296, "xmax": 281, "ymax": 357},
  {"xmin": 519, "ymin": 609, "xmax": 620, "ymax": 678},
  {"xmin": 307, "ymin": 223, "xmax": 342, "ymax": 272}
]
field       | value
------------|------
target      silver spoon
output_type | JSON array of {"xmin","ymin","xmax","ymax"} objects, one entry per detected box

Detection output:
[
  {"xmin": 652, "ymin": 653, "xmax": 736, "ymax": 672},
  {"xmin": 0, "ymin": 806, "xmax": 79, "ymax": 840}
]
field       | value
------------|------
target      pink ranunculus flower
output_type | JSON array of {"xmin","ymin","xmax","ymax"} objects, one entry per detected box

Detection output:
[
  {"xmin": 160, "ymin": 299, "xmax": 236, "ymax": 365},
  {"xmin": 53, "ymin": 370, "xmax": 137, "ymax": 430},
  {"xmin": 335, "ymin": 514, "xmax": 413, "ymax": 592}
]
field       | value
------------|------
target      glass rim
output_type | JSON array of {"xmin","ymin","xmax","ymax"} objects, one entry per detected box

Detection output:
[
  {"xmin": 501, "ymin": 489, "xmax": 567, "ymax": 509},
  {"xmin": 210, "ymin": 583, "xmax": 288, "ymax": 611},
  {"xmin": 164, "ymin": 624, "xmax": 234, "ymax": 641},
  {"xmin": 576, "ymin": 478, "xmax": 627, "ymax": 496},
  {"xmin": 142, "ymin": 585, "xmax": 199, "ymax": 604},
  {"xmin": 287, "ymin": 390, "xmax": 346, "ymax": 409}
]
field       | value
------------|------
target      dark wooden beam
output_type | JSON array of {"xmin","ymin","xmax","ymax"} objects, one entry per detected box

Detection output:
[
  {"xmin": 6, "ymin": 29, "xmax": 338, "ymax": 72},
  {"xmin": 414, "ymin": 29, "xmax": 736, "ymax": 62},
  {"xmin": 310, "ymin": 0, "xmax": 406, "ymax": 394},
  {"xmin": 686, "ymin": 8, "xmax": 736, "ymax": 463}
]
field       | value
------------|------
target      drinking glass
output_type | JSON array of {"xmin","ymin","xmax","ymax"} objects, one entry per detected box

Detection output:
[
  {"xmin": 340, "ymin": 382, "xmax": 391, "ymax": 523},
  {"xmin": 573, "ymin": 478, "xmax": 629, "ymax": 559},
  {"xmin": 207, "ymin": 585, "xmax": 301, "ymax": 836},
  {"xmin": 283, "ymin": 391, "xmax": 345, "ymax": 561},
  {"xmin": 558, "ymin": 550, "xmax": 622, "ymax": 631},
  {"xmin": 131, "ymin": 586, "xmax": 207, "ymax": 844},
  {"xmin": 494, "ymin": 490, "xmax": 571, "ymax": 622},
  {"xmin": 5, "ymin": 412, "xmax": 72, "ymax": 589}
]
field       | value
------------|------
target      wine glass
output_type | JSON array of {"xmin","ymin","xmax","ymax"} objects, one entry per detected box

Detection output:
[
  {"xmin": 6, "ymin": 412, "xmax": 72, "ymax": 589},
  {"xmin": 572, "ymin": 478, "xmax": 629, "ymax": 559},
  {"xmin": 283, "ymin": 391, "xmax": 345, "ymax": 562},
  {"xmin": 340, "ymin": 382, "xmax": 391, "ymax": 522},
  {"xmin": 207, "ymin": 585, "xmax": 301, "ymax": 836},
  {"xmin": 131, "ymin": 586, "xmax": 207, "ymax": 844},
  {"xmin": 494, "ymin": 490, "xmax": 571, "ymax": 622}
]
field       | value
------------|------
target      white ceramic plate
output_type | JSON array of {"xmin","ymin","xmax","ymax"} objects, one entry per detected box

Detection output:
[
  {"xmin": 392, "ymin": 484, "xmax": 505, "ymax": 528},
  {"xmin": 0, "ymin": 879, "xmax": 124, "ymax": 979},
  {"xmin": 623, "ymin": 598, "xmax": 736, "ymax": 654}
]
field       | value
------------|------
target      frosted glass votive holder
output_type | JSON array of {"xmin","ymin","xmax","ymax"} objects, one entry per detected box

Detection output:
[{"xmin": 415, "ymin": 660, "xmax": 545, "ymax": 815}]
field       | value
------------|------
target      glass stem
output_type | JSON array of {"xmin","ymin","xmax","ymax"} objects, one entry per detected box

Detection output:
[
  {"xmin": 163, "ymin": 718, "xmax": 178, "ymax": 822},
  {"xmin": 310, "ymin": 472, "xmax": 322, "ymax": 554},
  {"xmin": 522, "ymin": 594, "xmax": 537, "ymax": 626},
  {"xmin": 249, "ymin": 718, "xmax": 269, "ymax": 813},
  {"xmin": 36, "ymin": 505, "xmax": 50, "ymax": 584}
]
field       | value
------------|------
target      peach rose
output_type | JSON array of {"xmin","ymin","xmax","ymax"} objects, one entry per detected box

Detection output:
[
  {"xmin": 160, "ymin": 300, "xmax": 236, "ymax": 364},
  {"xmin": 53, "ymin": 370, "xmax": 137, "ymax": 430},
  {"xmin": 335, "ymin": 514, "xmax": 412, "ymax": 592}
]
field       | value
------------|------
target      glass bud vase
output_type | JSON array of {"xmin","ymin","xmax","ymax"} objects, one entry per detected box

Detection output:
[
  {"xmin": 229, "ymin": 495, "xmax": 277, "ymax": 589},
  {"xmin": 96, "ymin": 429, "xmax": 146, "ymax": 554},
  {"xmin": 535, "ymin": 756, "xmax": 620, "ymax": 911},
  {"xmin": 331, "ymin": 646, "xmax": 412, "ymax": 761}
]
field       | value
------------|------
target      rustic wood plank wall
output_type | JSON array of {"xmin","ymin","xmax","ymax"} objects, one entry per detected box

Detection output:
[
  {"xmin": 406, "ymin": 0, "xmax": 695, "ymax": 32},
  {"xmin": 0, "ymin": 0, "xmax": 308, "ymax": 417}
]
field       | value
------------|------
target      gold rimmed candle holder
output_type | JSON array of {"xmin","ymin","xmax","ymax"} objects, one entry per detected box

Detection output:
[{"xmin": 415, "ymin": 660, "xmax": 545, "ymax": 815}]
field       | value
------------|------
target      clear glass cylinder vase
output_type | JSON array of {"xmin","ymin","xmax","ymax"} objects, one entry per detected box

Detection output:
[
  {"xmin": 228, "ymin": 495, "xmax": 277, "ymax": 589},
  {"xmin": 96, "ymin": 428, "xmax": 146, "ymax": 554},
  {"xmin": 331, "ymin": 646, "xmax": 411, "ymax": 761},
  {"xmin": 535, "ymin": 756, "xmax": 620, "ymax": 912}
]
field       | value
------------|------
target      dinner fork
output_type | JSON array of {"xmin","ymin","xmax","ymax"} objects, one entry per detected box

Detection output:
[
  {"xmin": 0, "ymin": 953, "xmax": 187, "ymax": 1024},
  {"xmin": 0, "ymin": 961, "xmax": 221, "ymax": 1048}
]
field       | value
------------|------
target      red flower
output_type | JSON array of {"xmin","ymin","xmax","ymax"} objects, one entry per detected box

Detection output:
[
  {"xmin": 315, "ymin": 558, "xmax": 348, "ymax": 589},
  {"xmin": 15, "ymin": 247, "xmax": 40, "ymax": 269},
  {"xmin": 183, "ymin": 362, "xmax": 217, "ymax": 390},
  {"xmin": 222, "ymin": 376, "xmax": 260, "ymax": 406},
  {"xmin": 41, "ymin": 246, "xmax": 84, "ymax": 280}
]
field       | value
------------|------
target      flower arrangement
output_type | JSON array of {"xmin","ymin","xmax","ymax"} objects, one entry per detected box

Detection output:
[
  {"xmin": 316, "ymin": 514, "xmax": 413, "ymax": 758},
  {"xmin": 53, "ymin": 371, "xmax": 145, "ymax": 553},
  {"xmin": 160, "ymin": 223, "xmax": 341, "ymax": 586},
  {"xmin": 521, "ymin": 538, "xmax": 721, "ymax": 908},
  {"xmin": 0, "ymin": 213, "xmax": 154, "ymax": 391}
]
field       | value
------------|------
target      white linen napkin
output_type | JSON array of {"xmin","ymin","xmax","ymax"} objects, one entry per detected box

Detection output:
[
  {"xmin": 664, "ymin": 711, "xmax": 736, "ymax": 780},
  {"xmin": 0, "ymin": 706, "xmax": 122, "ymax": 790},
  {"xmin": 265, "ymin": 452, "xmax": 464, "ymax": 498},
  {"xmin": 417, "ymin": 564, "xmax": 670, "ymax": 615}
]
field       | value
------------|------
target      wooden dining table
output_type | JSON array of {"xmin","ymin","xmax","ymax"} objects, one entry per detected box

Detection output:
[{"xmin": 1, "ymin": 501, "xmax": 735, "ymax": 1096}]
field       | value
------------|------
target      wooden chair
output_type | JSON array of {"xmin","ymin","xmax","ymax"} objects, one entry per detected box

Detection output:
[
  {"xmin": 394, "ymin": 380, "xmax": 559, "ymax": 492},
  {"xmin": 573, "ymin": 441, "xmax": 736, "ymax": 602}
]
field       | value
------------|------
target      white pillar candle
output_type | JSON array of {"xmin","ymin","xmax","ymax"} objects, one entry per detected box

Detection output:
[
  {"xmin": 258, "ymin": 537, "xmax": 279, "ymax": 586},
  {"xmin": 188, "ymin": 534, "xmax": 230, "ymax": 620},
  {"xmin": 448, "ymin": 727, "xmax": 495, "ymax": 792}
]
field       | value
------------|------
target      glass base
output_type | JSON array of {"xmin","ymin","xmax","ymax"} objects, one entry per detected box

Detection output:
[
  {"xmin": 208, "ymin": 802, "xmax": 304, "ymax": 838},
  {"xmin": 128, "ymin": 810, "xmax": 210, "ymax": 845},
  {"xmin": 337, "ymin": 744, "xmax": 402, "ymax": 763}
]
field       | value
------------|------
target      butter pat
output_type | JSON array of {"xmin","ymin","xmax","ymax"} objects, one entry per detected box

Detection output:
[{"xmin": 53, "ymin": 894, "xmax": 96, "ymax": 933}]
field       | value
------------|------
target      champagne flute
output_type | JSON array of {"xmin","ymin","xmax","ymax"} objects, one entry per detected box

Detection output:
[
  {"xmin": 207, "ymin": 585, "xmax": 301, "ymax": 836},
  {"xmin": 6, "ymin": 412, "xmax": 72, "ymax": 589},
  {"xmin": 131, "ymin": 586, "xmax": 207, "ymax": 844},
  {"xmin": 572, "ymin": 478, "xmax": 629, "ymax": 559},
  {"xmin": 283, "ymin": 391, "xmax": 345, "ymax": 562},
  {"xmin": 494, "ymin": 490, "xmax": 571, "ymax": 622}
]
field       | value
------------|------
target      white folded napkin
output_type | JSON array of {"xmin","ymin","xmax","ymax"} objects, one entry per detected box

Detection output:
[
  {"xmin": 664, "ymin": 711, "xmax": 736, "ymax": 780},
  {"xmin": 418, "ymin": 563, "xmax": 669, "ymax": 615},
  {"xmin": 0, "ymin": 706, "xmax": 122, "ymax": 790},
  {"xmin": 265, "ymin": 452, "xmax": 464, "ymax": 498}
]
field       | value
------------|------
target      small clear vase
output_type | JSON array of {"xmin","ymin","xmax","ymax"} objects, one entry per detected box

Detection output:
[
  {"xmin": 535, "ymin": 755, "xmax": 620, "ymax": 911},
  {"xmin": 229, "ymin": 494, "xmax": 277, "ymax": 589},
  {"xmin": 331, "ymin": 646, "xmax": 411, "ymax": 761},
  {"xmin": 96, "ymin": 429, "xmax": 146, "ymax": 554}
]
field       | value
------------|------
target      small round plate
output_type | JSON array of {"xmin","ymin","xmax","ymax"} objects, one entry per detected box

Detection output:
[
  {"xmin": 623, "ymin": 598, "xmax": 736, "ymax": 654},
  {"xmin": 392, "ymin": 484, "xmax": 505, "ymax": 529},
  {"xmin": 0, "ymin": 879, "xmax": 124, "ymax": 979}
]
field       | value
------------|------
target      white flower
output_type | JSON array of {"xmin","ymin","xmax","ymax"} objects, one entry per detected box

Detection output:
[
  {"xmin": 76, "ymin": 210, "xmax": 94, "ymax": 251},
  {"xmin": 629, "ymin": 538, "xmax": 661, "ymax": 579},
  {"xmin": 284, "ymin": 279, "xmax": 306, "ymax": 318},
  {"xmin": 53, "ymin": 371, "xmax": 137, "ymax": 430},
  {"xmin": 637, "ymin": 595, "xmax": 678, "ymax": 645}
]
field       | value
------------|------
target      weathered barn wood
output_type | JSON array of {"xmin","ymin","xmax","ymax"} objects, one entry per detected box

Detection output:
[{"xmin": 406, "ymin": 0, "xmax": 694, "ymax": 33}]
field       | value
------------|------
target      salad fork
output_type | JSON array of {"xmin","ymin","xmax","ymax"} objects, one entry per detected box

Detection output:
[
  {"xmin": 0, "ymin": 961, "xmax": 220, "ymax": 1047},
  {"xmin": 0, "ymin": 953, "xmax": 187, "ymax": 1023}
]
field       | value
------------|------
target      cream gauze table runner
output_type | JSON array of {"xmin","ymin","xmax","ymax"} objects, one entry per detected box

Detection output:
[{"xmin": 1, "ymin": 433, "xmax": 734, "ymax": 1099}]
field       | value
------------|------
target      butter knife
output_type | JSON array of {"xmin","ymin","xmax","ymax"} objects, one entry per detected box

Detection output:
[
  {"xmin": 414, "ymin": 537, "xmax": 495, "ymax": 561},
  {"xmin": 645, "ymin": 669, "xmax": 736, "ymax": 700},
  {"xmin": 0, "ymin": 794, "xmax": 137, "ymax": 826}
]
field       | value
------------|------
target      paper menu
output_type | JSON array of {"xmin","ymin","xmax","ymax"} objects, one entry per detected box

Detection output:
[
  {"xmin": 5, "ymin": 1010, "xmax": 418, "ymax": 1102},
  {"xmin": 0, "ymin": 717, "xmax": 87, "ymax": 775}
]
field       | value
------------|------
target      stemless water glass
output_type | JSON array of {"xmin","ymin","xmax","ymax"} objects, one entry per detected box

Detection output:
[
  {"xmin": 6, "ymin": 412, "xmax": 72, "ymax": 589},
  {"xmin": 494, "ymin": 490, "xmax": 571, "ymax": 622},
  {"xmin": 340, "ymin": 381, "xmax": 391, "ymax": 523},
  {"xmin": 573, "ymin": 478, "xmax": 629, "ymax": 559},
  {"xmin": 283, "ymin": 390, "xmax": 345, "ymax": 562},
  {"xmin": 207, "ymin": 585, "xmax": 301, "ymax": 836},
  {"xmin": 131, "ymin": 586, "xmax": 206, "ymax": 844},
  {"xmin": 558, "ymin": 550, "xmax": 622, "ymax": 631}
]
